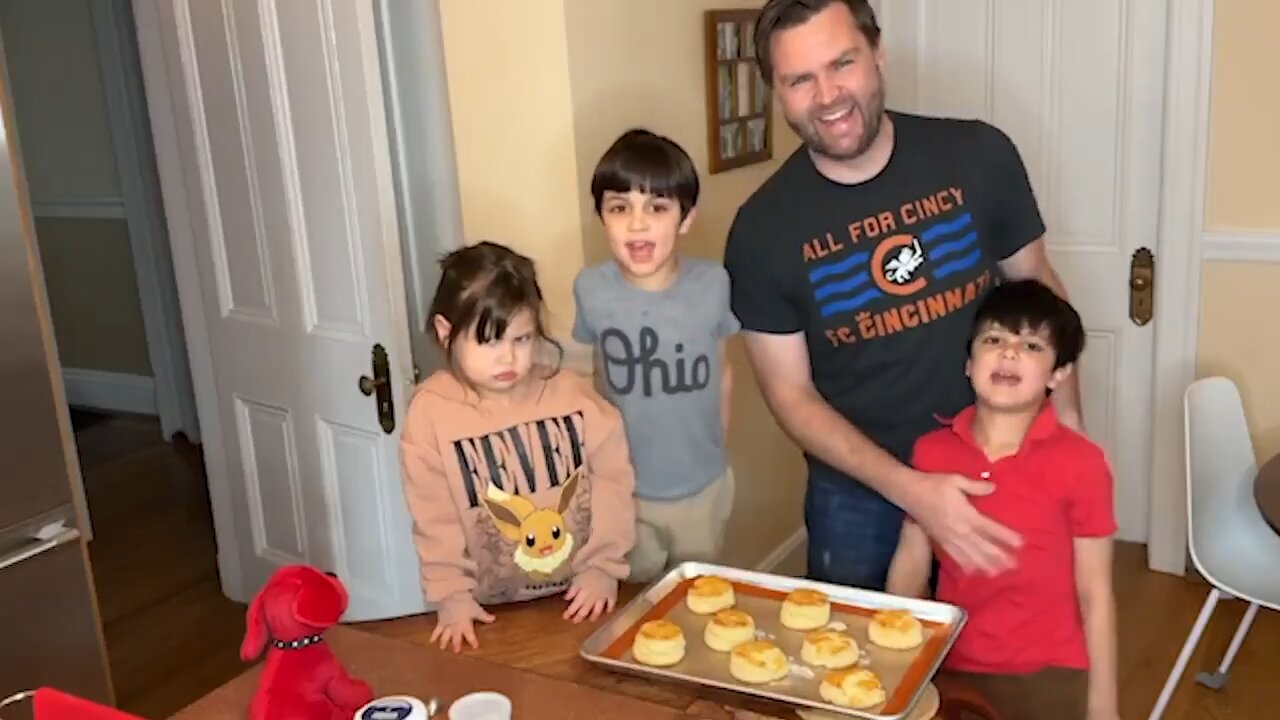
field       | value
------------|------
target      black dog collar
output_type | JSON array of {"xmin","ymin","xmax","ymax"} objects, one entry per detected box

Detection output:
[{"xmin": 272, "ymin": 633, "xmax": 324, "ymax": 650}]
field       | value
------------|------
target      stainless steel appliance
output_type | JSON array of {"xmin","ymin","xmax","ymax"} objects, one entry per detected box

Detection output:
[{"xmin": 0, "ymin": 23, "xmax": 115, "ymax": 720}]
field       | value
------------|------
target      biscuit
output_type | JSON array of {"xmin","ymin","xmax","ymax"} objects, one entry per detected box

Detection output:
[
  {"xmin": 729, "ymin": 640, "xmax": 790, "ymax": 684},
  {"xmin": 632, "ymin": 619, "xmax": 686, "ymax": 667},
  {"xmin": 867, "ymin": 608, "xmax": 924, "ymax": 650},
  {"xmin": 686, "ymin": 576, "xmax": 736, "ymax": 615},
  {"xmin": 704, "ymin": 609, "xmax": 756, "ymax": 652},
  {"xmin": 819, "ymin": 668, "xmax": 886, "ymax": 709},
  {"xmin": 779, "ymin": 588, "xmax": 831, "ymax": 630},
  {"xmin": 800, "ymin": 629, "xmax": 860, "ymax": 669}
]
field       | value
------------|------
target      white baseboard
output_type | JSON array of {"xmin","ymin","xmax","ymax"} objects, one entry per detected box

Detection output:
[
  {"xmin": 62, "ymin": 369, "xmax": 158, "ymax": 416},
  {"xmin": 755, "ymin": 527, "xmax": 807, "ymax": 573},
  {"xmin": 1202, "ymin": 230, "xmax": 1280, "ymax": 262}
]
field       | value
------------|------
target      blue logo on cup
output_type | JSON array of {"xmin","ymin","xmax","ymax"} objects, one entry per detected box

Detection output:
[{"xmin": 360, "ymin": 699, "xmax": 414, "ymax": 720}]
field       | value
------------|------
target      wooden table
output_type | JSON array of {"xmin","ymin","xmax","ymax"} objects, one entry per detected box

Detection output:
[
  {"xmin": 1257, "ymin": 454, "xmax": 1280, "ymax": 534},
  {"xmin": 356, "ymin": 586, "xmax": 983, "ymax": 720},
  {"xmin": 174, "ymin": 587, "xmax": 977, "ymax": 719},
  {"xmin": 356, "ymin": 585, "xmax": 802, "ymax": 719},
  {"xmin": 169, "ymin": 625, "xmax": 694, "ymax": 720}
]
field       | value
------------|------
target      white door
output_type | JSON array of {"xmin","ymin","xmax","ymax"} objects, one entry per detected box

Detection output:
[
  {"xmin": 871, "ymin": 0, "xmax": 1165, "ymax": 543},
  {"xmin": 133, "ymin": 0, "xmax": 425, "ymax": 620}
]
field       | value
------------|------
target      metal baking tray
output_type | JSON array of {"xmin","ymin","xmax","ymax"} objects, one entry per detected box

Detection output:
[{"xmin": 580, "ymin": 562, "xmax": 966, "ymax": 719}]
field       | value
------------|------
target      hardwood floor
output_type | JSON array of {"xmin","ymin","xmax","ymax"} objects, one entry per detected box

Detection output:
[
  {"xmin": 72, "ymin": 410, "xmax": 246, "ymax": 719},
  {"xmin": 74, "ymin": 410, "xmax": 1279, "ymax": 718}
]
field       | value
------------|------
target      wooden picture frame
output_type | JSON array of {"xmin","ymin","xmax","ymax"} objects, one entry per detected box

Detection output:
[{"xmin": 705, "ymin": 9, "xmax": 772, "ymax": 174}]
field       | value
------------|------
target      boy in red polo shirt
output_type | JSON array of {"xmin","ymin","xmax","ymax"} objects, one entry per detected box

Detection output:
[{"xmin": 887, "ymin": 279, "xmax": 1118, "ymax": 720}]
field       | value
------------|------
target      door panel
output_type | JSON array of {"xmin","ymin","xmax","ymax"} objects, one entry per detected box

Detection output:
[
  {"xmin": 136, "ymin": 0, "xmax": 423, "ymax": 619},
  {"xmin": 873, "ymin": 0, "xmax": 1165, "ymax": 542}
]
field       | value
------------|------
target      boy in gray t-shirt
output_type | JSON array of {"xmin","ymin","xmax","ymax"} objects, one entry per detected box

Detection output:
[{"xmin": 572, "ymin": 129, "xmax": 741, "ymax": 583}]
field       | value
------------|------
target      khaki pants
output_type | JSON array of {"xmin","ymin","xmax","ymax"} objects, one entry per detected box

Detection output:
[{"xmin": 628, "ymin": 469, "xmax": 736, "ymax": 583}]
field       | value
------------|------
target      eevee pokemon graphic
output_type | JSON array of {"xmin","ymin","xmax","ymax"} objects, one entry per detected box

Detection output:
[{"xmin": 482, "ymin": 465, "xmax": 583, "ymax": 580}]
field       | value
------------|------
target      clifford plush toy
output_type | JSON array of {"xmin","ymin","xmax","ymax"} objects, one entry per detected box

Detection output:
[{"xmin": 240, "ymin": 565, "xmax": 374, "ymax": 720}]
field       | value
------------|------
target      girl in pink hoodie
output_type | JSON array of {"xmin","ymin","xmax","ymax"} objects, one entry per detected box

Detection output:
[{"xmin": 400, "ymin": 241, "xmax": 636, "ymax": 653}]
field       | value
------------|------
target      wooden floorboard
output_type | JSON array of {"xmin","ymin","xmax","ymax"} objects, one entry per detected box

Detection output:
[
  {"xmin": 76, "ymin": 411, "xmax": 1279, "ymax": 718},
  {"xmin": 75, "ymin": 411, "xmax": 247, "ymax": 719}
]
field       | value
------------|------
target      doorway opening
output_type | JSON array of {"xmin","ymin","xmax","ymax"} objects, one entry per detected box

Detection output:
[{"xmin": 0, "ymin": 2, "xmax": 241, "ymax": 716}]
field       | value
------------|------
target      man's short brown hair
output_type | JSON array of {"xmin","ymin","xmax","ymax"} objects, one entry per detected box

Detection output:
[{"xmin": 754, "ymin": 0, "xmax": 881, "ymax": 86}]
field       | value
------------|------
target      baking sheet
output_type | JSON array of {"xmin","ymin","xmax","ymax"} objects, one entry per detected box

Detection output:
[{"xmin": 580, "ymin": 562, "xmax": 966, "ymax": 720}]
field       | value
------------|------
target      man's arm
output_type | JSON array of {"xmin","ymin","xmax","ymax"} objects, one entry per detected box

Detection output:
[
  {"xmin": 742, "ymin": 332, "xmax": 917, "ymax": 504},
  {"xmin": 998, "ymin": 238, "xmax": 1085, "ymax": 432},
  {"xmin": 1074, "ymin": 536, "xmax": 1119, "ymax": 720},
  {"xmin": 742, "ymin": 331, "xmax": 1021, "ymax": 575}
]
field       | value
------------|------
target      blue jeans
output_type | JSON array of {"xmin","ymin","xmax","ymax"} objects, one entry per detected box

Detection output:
[{"xmin": 804, "ymin": 470, "xmax": 906, "ymax": 591}]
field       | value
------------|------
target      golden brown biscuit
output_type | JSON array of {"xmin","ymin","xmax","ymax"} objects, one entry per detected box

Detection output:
[
  {"xmin": 867, "ymin": 608, "xmax": 924, "ymax": 650},
  {"xmin": 779, "ymin": 588, "xmax": 831, "ymax": 630},
  {"xmin": 686, "ymin": 576, "xmax": 736, "ymax": 614},
  {"xmin": 729, "ymin": 640, "xmax": 790, "ymax": 684},
  {"xmin": 800, "ymin": 629, "xmax": 860, "ymax": 669},
  {"xmin": 819, "ymin": 668, "xmax": 886, "ymax": 709},
  {"xmin": 704, "ymin": 608, "xmax": 756, "ymax": 652},
  {"xmin": 632, "ymin": 619, "xmax": 686, "ymax": 667}
]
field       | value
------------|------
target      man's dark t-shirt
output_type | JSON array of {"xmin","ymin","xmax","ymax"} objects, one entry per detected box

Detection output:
[{"xmin": 724, "ymin": 111, "xmax": 1045, "ymax": 488}]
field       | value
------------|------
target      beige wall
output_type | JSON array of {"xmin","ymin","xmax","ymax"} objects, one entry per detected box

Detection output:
[
  {"xmin": 1198, "ymin": 263, "xmax": 1280, "ymax": 456},
  {"xmin": 437, "ymin": 0, "xmax": 585, "ymax": 339},
  {"xmin": 440, "ymin": 0, "xmax": 808, "ymax": 567},
  {"xmin": 564, "ymin": 0, "xmax": 794, "ymax": 266},
  {"xmin": 0, "ymin": 0, "xmax": 119, "ymax": 202},
  {"xmin": 35, "ymin": 219, "xmax": 152, "ymax": 376},
  {"xmin": 0, "ymin": 0, "xmax": 151, "ymax": 377},
  {"xmin": 1203, "ymin": 0, "xmax": 1280, "ymax": 231},
  {"xmin": 1197, "ymin": 0, "xmax": 1280, "ymax": 460}
]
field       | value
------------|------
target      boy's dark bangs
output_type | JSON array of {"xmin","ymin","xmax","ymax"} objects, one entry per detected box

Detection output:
[
  {"xmin": 969, "ymin": 280, "xmax": 1086, "ymax": 368},
  {"xmin": 978, "ymin": 308, "xmax": 1055, "ymax": 340},
  {"xmin": 591, "ymin": 153, "xmax": 685, "ymax": 204}
]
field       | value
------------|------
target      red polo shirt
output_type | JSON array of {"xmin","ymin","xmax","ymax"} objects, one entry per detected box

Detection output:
[{"xmin": 911, "ymin": 403, "xmax": 1116, "ymax": 674}]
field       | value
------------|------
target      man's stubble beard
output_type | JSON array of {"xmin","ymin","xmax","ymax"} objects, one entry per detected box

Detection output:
[{"xmin": 786, "ymin": 73, "xmax": 887, "ymax": 163}]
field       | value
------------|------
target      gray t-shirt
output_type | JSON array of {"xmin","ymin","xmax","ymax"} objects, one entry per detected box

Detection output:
[{"xmin": 572, "ymin": 258, "xmax": 741, "ymax": 500}]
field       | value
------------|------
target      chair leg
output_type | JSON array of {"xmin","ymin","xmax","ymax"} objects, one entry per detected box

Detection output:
[
  {"xmin": 1195, "ymin": 601, "xmax": 1259, "ymax": 690},
  {"xmin": 1147, "ymin": 587, "xmax": 1224, "ymax": 720}
]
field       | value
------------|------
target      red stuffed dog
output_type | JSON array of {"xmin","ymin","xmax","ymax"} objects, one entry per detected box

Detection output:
[{"xmin": 240, "ymin": 565, "xmax": 374, "ymax": 720}]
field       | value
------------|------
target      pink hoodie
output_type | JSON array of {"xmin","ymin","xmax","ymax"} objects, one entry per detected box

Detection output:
[{"xmin": 399, "ymin": 368, "xmax": 636, "ymax": 610}]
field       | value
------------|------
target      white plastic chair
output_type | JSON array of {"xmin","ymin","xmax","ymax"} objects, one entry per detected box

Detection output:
[{"xmin": 1148, "ymin": 376, "xmax": 1280, "ymax": 719}]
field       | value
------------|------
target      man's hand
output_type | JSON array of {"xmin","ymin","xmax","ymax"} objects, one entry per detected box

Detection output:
[
  {"xmin": 906, "ymin": 473, "xmax": 1022, "ymax": 575},
  {"xmin": 739, "ymin": 331, "xmax": 1023, "ymax": 575}
]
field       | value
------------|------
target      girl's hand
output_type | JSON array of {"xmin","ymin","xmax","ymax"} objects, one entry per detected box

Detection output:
[
  {"xmin": 429, "ymin": 594, "xmax": 495, "ymax": 653},
  {"xmin": 564, "ymin": 568, "xmax": 617, "ymax": 623}
]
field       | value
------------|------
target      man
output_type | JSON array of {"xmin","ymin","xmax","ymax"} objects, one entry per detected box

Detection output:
[{"xmin": 724, "ymin": 0, "xmax": 1084, "ymax": 590}]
